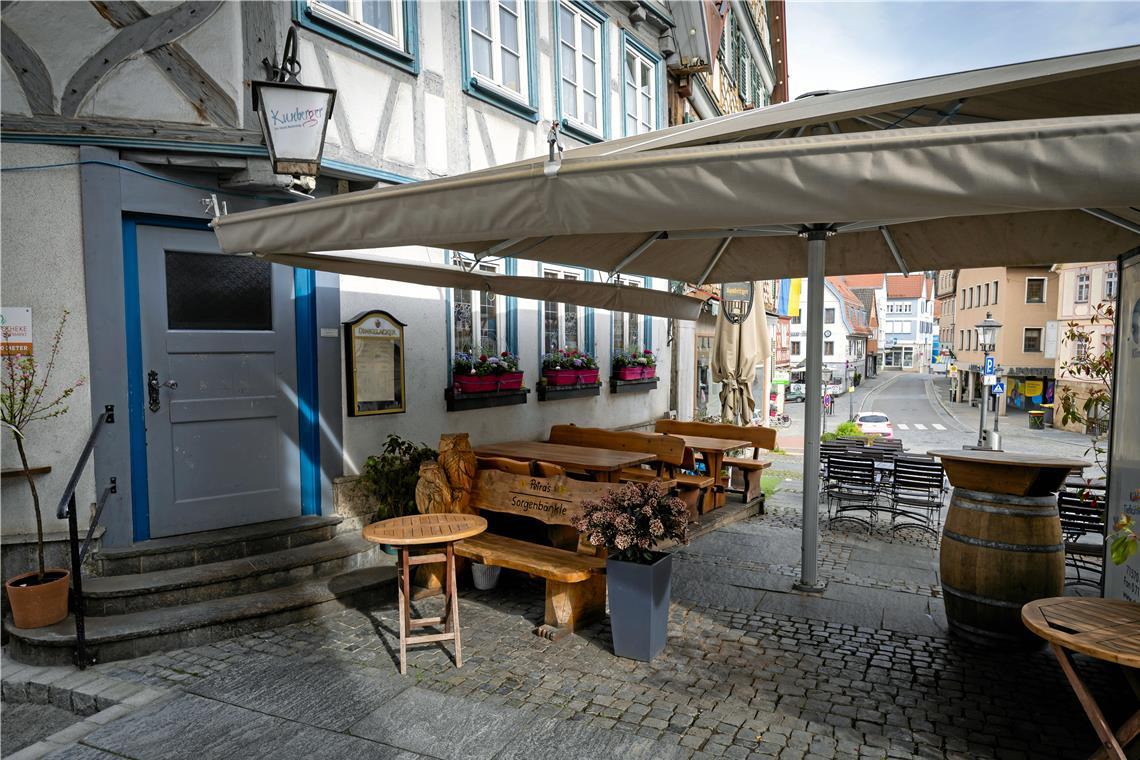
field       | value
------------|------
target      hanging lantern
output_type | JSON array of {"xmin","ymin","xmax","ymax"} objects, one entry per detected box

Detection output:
[{"xmin": 252, "ymin": 27, "xmax": 337, "ymax": 177}]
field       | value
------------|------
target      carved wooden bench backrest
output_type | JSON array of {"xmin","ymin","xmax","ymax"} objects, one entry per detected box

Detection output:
[
  {"xmin": 655, "ymin": 419, "xmax": 778, "ymax": 451},
  {"xmin": 547, "ymin": 424, "xmax": 688, "ymax": 468}
]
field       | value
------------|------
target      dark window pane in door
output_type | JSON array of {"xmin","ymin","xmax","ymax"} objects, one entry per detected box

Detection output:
[{"xmin": 166, "ymin": 251, "xmax": 273, "ymax": 330}]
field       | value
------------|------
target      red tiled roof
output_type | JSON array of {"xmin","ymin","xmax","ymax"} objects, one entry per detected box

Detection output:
[
  {"xmin": 886, "ymin": 274, "xmax": 926, "ymax": 298},
  {"xmin": 841, "ymin": 274, "xmax": 885, "ymax": 289}
]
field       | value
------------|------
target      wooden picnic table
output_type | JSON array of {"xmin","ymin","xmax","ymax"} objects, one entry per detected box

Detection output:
[
  {"xmin": 473, "ymin": 440, "xmax": 655, "ymax": 482},
  {"xmin": 363, "ymin": 514, "xmax": 487, "ymax": 675},
  {"xmin": 675, "ymin": 434, "xmax": 751, "ymax": 509},
  {"xmin": 1022, "ymin": 597, "xmax": 1140, "ymax": 760}
]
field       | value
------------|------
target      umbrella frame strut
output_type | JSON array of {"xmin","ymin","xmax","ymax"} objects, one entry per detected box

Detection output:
[{"xmin": 794, "ymin": 229, "xmax": 830, "ymax": 593}]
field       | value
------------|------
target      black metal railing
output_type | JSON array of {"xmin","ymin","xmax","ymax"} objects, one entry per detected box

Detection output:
[{"xmin": 56, "ymin": 404, "xmax": 116, "ymax": 669}]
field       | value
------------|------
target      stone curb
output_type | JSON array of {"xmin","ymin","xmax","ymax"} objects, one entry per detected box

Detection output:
[{"xmin": 2, "ymin": 655, "xmax": 172, "ymax": 757}]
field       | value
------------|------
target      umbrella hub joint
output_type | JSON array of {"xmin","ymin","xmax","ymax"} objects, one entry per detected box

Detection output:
[{"xmin": 797, "ymin": 225, "xmax": 836, "ymax": 241}]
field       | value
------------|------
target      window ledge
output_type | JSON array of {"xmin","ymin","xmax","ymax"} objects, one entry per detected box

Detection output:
[
  {"xmin": 537, "ymin": 381, "xmax": 603, "ymax": 401},
  {"xmin": 560, "ymin": 118, "xmax": 604, "ymax": 145},
  {"xmin": 465, "ymin": 77, "xmax": 539, "ymax": 122},
  {"xmin": 445, "ymin": 386, "xmax": 530, "ymax": 412},
  {"xmin": 609, "ymin": 376, "xmax": 659, "ymax": 394}
]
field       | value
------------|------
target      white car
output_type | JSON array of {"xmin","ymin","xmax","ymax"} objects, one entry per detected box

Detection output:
[{"xmin": 853, "ymin": 412, "xmax": 894, "ymax": 438}]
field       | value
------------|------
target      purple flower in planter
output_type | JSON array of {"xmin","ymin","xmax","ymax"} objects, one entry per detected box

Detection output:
[{"xmin": 572, "ymin": 359, "xmax": 583, "ymax": 368}]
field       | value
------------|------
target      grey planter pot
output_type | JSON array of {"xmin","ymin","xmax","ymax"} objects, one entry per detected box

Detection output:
[{"xmin": 607, "ymin": 553, "xmax": 672, "ymax": 661}]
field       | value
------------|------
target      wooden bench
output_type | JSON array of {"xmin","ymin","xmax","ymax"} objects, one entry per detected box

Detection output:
[
  {"xmin": 454, "ymin": 464, "xmax": 614, "ymax": 640},
  {"xmin": 655, "ymin": 420, "xmax": 776, "ymax": 508},
  {"xmin": 547, "ymin": 425, "xmax": 714, "ymax": 516}
]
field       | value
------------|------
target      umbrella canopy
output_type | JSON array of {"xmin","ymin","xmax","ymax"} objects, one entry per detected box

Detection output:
[
  {"xmin": 253, "ymin": 251, "xmax": 705, "ymax": 321},
  {"xmin": 215, "ymin": 115, "xmax": 1140, "ymax": 277},
  {"xmin": 711, "ymin": 300, "xmax": 769, "ymax": 425}
]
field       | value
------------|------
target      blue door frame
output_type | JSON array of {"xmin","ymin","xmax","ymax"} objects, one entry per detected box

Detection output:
[{"xmin": 122, "ymin": 213, "xmax": 322, "ymax": 542}]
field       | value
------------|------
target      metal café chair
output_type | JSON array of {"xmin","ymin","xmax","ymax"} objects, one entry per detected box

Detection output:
[
  {"xmin": 1058, "ymin": 481, "xmax": 1107, "ymax": 593},
  {"xmin": 885, "ymin": 456, "xmax": 946, "ymax": 536},
  {"xmin": 824, "ymin": 454, "xmax": 879, "ymax": 530}
]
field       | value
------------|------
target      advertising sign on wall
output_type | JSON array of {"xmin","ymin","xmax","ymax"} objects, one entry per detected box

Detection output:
[
  {"xmin": 0, "ymin": 307, "xmax": 32, "ymax": 356},
  {"xmin": 1105, "ymin": 251, "xmax": 1140, "ymax": 601}
]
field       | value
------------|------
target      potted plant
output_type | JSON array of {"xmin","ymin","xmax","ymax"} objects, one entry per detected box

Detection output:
[
  {"xmin": 573, "ymin": 350, "xmax": 600, "ymax": 385},
  {"xmin": 542, "ymin": 350, "xmax": 578, "ymax": 385},
  {"xmin": 452, "ymin": 351, "xmax": 523, "ymax": 393},
  {"xmin": 2, "ymin": 311, "xmax": 85, "ymax": 629},
  {"xmin": 573, "ymin": 481, "xmax": 689, "ymax": 661},
  {"xmin": 612, "ymin": 352, "xmax": 642, "ymax": 382},
  {"xmin": 636, "ymin": 349, "xmax": 657, "ymax": 379},
  {"xmin": 361, "ymin": 434, "xmax": 439, "ymax": 552}
]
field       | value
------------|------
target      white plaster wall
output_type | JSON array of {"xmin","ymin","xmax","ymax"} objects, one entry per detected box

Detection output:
[
  {"xmin": 336, "ymin": 249, "xmax": 672, "ymax": 473},
  {"xmin": 0, "ymin": 144, "xmax": 94, "ymax": 537}
]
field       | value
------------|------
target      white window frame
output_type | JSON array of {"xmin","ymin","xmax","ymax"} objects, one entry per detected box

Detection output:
[
  {"xmin": 451, "ymin": 253, "xmax": 506, "ymax": 354},
  {"xmin": 541, "ymin": 265, "xmax": 587, "ymax": 353},
  {"xmin": 467, "ymin": 0, "xmax": 531, "ymax": 103},
  {"xmin": 308, "ymin": 0, "xmax": 404, "ymax": 51},
  {"xmin": 1105, "ymin": 269, "xmax": 1118, "ymax": 299},
  {"xmin": 1075, "ymin": 272, "xmax": 1090, "ymax": 303},
  {"xmin": 1023, "ymin": 326, "xmax": 1043, "ymax": 353},
  {"xmin": 823, "ymin": 341, "xmax": 833, "ymax": 356},
  {"xmin": 557, "ymin": 2, "xmax": 603, "ymax": 137},
  {"xmin": 1025, "ymin": 277, "xmax": 1047, "ymax": 304},
  {"xmin": 611, "ymin": 274, "xmax": 646, "ymax": 354},
  {"xmin": 622, "ymin": 39, "xmax": 659, "ymax": 136}
]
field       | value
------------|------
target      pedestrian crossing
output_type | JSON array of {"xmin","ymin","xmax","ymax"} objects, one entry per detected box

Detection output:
[{"xmin": 895, "ymin": 423, "xmax": 946, "ymax": 431}]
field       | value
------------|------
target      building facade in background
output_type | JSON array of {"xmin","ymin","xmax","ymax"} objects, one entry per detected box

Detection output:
[
  {"xmin": 882, "ymin": 275, "xmax": 935, "ymax": 372},
  {"xmin": 787, "ymin": 277, "xmax": 870, "ymax": 387},
  {"xmin": 1052, "ymin": 261, "xmax": 1118, "ymax": 433},
  {"xmin": 951, "ymin": 266, "xmax": 1058, "ymax": 415},
  {"xmin": 934, "ymin": 269, "xmax": 958, "ymax": 374}
]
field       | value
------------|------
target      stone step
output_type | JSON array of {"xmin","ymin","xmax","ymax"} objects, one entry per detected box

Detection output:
[
  {"xmin": 93, "ymin": 515, "xmax": 343, "ymax": 575},
  {"xmin": 81, "ymin": 534, "xmax": 382, "ymax": 616},
  {"xmin": 4, "ymin": 565, "xmax": 396, "ymax": 666}
]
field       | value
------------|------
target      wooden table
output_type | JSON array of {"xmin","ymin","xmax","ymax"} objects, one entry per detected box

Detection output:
[
  {"xmin": 474, "ymin": 441, "xmax": 655, "ymax": 482},
  {"xmin": 676, "ymin": 435, "xmax": 751, "ymax": 509},
  {"xmin": 1022, "ymin": 598, "xmax": 1140, "ymax": 759},
  {"xmin": 363, "ymin": 514, "xmax": 487, "ymax": 675},
  {"xmin": 928, "ymin": 449, "xmax": 1090, "ymax": 497}
]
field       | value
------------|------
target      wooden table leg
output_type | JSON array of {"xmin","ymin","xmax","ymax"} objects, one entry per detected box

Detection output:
[
  {"xmin": 1051, "ymin": 643, "xmax": 1128, "ymax": 760},
  {"xmin": 447, "ymin": 542, "xmax": 462, "ymax": 668},
  {"xmin": 706, "ymin": 451, "xmax": 727, "ymax": 509},
  {"xmin": 398, "ymin": 547, "xmax": 410, "ymax": 675},
  {"xmin": 593, "ymin": 470, "xmax": 621, "ymax": 483}
]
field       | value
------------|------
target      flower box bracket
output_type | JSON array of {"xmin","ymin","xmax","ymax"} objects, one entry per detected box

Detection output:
[
  {"xmin": 445, "ymin": 386, "xmax": 531, "ymax": 412},
  {"xmin": 610, "ymin": 376, "xmax": 660, "ymax": 394},
  {"xmin": 537, "ymin": 381, "xmax": 603, "ymax": 402}
]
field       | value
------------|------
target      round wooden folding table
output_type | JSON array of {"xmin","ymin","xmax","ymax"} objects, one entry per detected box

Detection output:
[
  {"xmin": 363, "ymin": 514, "xmax": 487, "ymax": 675},
  {"xmin": 1022, "ymin": 597, "xmax": 1140, "ymax": 760}
]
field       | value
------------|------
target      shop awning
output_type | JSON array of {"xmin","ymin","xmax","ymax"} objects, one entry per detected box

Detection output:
[{"xmin": 258, "ymin": 251, "xmax": 706, "ymax": 321}]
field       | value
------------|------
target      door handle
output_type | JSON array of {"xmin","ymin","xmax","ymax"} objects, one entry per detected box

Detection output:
[{"xmin": 147, "ymin": 371, "xmax": 178, "ymax": 413}]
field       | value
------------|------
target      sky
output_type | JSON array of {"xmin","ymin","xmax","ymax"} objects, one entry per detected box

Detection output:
[{"xmin": 785, "ymin": 1, "xmax": 1140, "ymax": 98}]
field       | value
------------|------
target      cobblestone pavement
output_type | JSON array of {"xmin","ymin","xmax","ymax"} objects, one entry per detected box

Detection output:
[{"xmin": 56, "ymin": 504, "xmax": 1128, "ymax": 760}]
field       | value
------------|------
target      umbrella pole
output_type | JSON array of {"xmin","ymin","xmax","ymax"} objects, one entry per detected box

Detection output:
[{"xmin": 795, "ymin": 232, "xmax": 828, "ymax": 593}]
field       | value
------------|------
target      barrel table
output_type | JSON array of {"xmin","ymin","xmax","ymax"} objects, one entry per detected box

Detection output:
[{"xmin": 928, "ymin": 450, "xmax": 1089, "ymax": 647}]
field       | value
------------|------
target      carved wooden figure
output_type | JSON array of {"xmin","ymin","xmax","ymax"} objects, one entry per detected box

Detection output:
[{"xmin": 438, "ymin": 433, "xmax": 478, "ymax": 514}]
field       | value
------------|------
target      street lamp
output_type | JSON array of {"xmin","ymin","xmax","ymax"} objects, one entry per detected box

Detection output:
[
  {"xmin": 975, "ymin": 311, "xmax": 1002, "ymax": 448},
  {"xmin": 253, "ymin": 27, "xmax": 337, "ymax": 178}
]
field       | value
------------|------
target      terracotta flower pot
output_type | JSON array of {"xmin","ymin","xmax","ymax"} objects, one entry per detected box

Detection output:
[{"xmin": 5, "ymin": 568, "xmax": 70, "ymax": 629}]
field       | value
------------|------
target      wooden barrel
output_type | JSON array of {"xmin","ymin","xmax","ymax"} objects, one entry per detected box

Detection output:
[{"xmin": 940, "ymin": 487, "xmax": 1064, "ymax": 647}]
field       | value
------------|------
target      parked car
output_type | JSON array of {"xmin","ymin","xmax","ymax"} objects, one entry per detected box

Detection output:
[
  {"xmin": 853, "ymin": 412, "xmax": 894, "ymax": 438},
  {"xmin": 785, "ymin": 383, "xmax": 805, "ymax": 403}
]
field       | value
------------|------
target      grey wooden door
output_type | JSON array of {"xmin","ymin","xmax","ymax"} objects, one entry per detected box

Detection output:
[{"xmin": 137, "ymin": 226, "xmax": 300, "ymax": 538}]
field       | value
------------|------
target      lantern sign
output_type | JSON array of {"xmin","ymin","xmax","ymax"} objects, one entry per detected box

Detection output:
[
  {"xmin": 721, "ymin": 281, "xmax": 754, "ymax": 325},
  {"xmin": 253, "ymin": 27, "xmax": 336, "ymax": 177}
]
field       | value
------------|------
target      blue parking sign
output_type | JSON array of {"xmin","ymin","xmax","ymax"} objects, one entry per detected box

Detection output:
[{"xmin": 984, "ymin": 356, "xmax": 995, "ymax": 375}]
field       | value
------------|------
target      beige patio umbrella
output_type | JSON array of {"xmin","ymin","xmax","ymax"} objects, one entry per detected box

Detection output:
[
  {"xmin": 711, "ymin": 296, "xmax": 770, "ymax": 425},
  {"xmin": 212, "ymin": 46, "xmax": 1140, "ymax": 592}
]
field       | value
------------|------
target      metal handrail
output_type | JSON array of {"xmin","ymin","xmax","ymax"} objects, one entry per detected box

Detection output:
[{"xmin": 56, "ymin": 404, "xmax": 115, "ymax": 669}]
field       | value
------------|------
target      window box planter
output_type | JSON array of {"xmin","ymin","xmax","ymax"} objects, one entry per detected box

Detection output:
[
  {"xmin": 537, "ymin": 381, "xmax": 603, "ymax": 402},
  {"xmin": 542, "ymin": 369, "xmax": 579, "ymax": 386},
  {"xmin": 615, "ymin": 366, "xmax": 643, "ymax": 382},
  {"xmin": 445, "ymin": 385, "xmax": 530, "ymax": 412},
  {"xmin": 640, "ymin": 366, "xmax": 656, "ymax": 380},
  {"xmin": 452, "ymin": 372, "xmax": 524, "ymax": 393},
  {"xmin": 577, "ymin": 369, "xmax": 600, "ymax": 385},
  {"xmin": 610, "ymin": 376, "xmax": 659, "ymax": 394}
]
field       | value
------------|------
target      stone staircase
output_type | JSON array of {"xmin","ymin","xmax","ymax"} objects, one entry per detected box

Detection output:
[{"xmin": 4, "ymin": 515, "xmax": 395, "ymax": 666}]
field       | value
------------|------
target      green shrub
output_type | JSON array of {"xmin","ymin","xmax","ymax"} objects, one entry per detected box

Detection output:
[
  {"xmin": 835, "ymin": 420, "xmax": 861, "ymax": 438},
  {"xmin": 361, "ymin": 434, "xmax": 438, "ymax": 520}
]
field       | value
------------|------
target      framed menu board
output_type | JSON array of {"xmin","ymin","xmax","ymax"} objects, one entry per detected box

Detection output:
[{"xmin": 344, "ymin": 310, "xmax": 406, "ymax": 416}]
